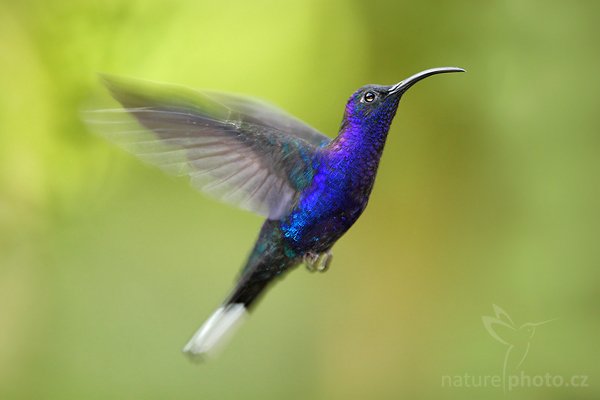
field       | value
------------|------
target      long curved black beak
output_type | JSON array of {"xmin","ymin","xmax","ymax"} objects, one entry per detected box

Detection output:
[{"xmin": 388, "ymin": 67, "xmax": 465, "ymax": 95}]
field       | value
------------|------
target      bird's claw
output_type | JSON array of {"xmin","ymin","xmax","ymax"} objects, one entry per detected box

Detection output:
[
  {"xmin": 319, "ymin": 251, "xmax": 333, "ymax": 272},
  {"xmin": 303, "ymin": 251, "xmax": 333, "ymax": 273}
]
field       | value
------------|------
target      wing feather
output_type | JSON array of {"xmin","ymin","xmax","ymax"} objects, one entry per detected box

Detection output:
[{"xmin": 86, "ymin": 75, "xmax": 329, "ymax": 219}]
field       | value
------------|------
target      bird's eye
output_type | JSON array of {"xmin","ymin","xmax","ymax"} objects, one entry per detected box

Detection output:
[{"xmin": 363, "ymin": 91, "xmax": 376, "ymax": 103}]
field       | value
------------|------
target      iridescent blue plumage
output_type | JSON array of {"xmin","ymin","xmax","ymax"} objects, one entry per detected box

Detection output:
[
  {"xmin": 89, "ymin": 67, "xmax": 464, "ymax": 359},
  {"xmin": 282, "ymin": 84, "xmax": 403, "ymax": 254}
]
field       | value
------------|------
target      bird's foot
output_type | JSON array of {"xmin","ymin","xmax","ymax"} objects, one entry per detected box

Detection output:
[
  {"xmin": 304, "ymin": 252, "xmax": 319, "ymax": 272},
  {"xmin": 303, "ymin": 251, "xmax": 333, "ymax": 273},
  {"xmin": 317, "ymin": 251, "xmax": 333, "ymax": 272}
]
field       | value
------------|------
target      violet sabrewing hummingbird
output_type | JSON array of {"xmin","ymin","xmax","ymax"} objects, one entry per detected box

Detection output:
[{"xmin": 89, "ymin": 66, "xmax": 464, "ymax": 359}]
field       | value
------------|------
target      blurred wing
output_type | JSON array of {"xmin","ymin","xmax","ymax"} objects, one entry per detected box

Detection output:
[
  {"xmin": 87, "ymin": 75, "xmax": 328, "ymax": 219},
  {"xmin": 203, "ymin": 91, "xmax": 330, "ymax": 148}
]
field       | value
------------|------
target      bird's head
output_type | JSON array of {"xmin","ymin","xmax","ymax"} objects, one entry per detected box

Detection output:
[{"xmin": 342, "ymin": 67, "xmax": 465, "ymax": 133}]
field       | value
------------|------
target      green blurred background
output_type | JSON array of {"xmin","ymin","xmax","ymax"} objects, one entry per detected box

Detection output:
[{"xmin": 1, "ymin": 0, "xmax": 598, "ymax": 399}]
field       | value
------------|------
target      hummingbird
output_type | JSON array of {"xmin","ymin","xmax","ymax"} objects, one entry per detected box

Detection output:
[
  {"xmin": 89, "ymin": 66, "xmax": 464, "ymax": 359},
  {"xmin": 482, "ymin": 305, "xmax": 554, "ymax": 389}
]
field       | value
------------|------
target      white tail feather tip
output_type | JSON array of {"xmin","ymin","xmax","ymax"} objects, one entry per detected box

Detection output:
[{"xmin": 183, "ymin": 304, "xmax": 247, "ymax": 359}]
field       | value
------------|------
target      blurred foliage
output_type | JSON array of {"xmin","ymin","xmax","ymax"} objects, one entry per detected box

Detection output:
[{"xmin": 1, "ymin": 0, "xmax": 599, "ymax": 399}]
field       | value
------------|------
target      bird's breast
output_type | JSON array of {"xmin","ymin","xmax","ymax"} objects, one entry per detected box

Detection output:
[{"xmin": 279, "ymin": 157, "xmax": 374, "ymax": 255}]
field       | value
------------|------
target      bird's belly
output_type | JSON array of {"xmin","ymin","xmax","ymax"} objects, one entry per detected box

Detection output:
[{"xmin": 279, "ymin": 188, "xmax": 367, "ymax": 256}]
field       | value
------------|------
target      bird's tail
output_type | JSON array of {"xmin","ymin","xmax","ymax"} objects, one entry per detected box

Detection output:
[
  {"xmin": 182, "ymin": 275, "xmax": 274, "ymax": 360},
  {"xmin": 183, "ymin": 221, "xmax": 292, "ymax": 360},
  {"xmin": 182, "ymin": 302, "xmax": 248, "ymax": 359}
]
